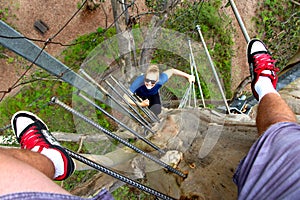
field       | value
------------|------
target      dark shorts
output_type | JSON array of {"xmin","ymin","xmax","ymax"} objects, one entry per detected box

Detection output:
[
  {"xmin": 0, "ymin": 188, "xmax": 114, "ymax": 200},
  {"xmin": 140, "ymin": 93, "xmax": 162, "ymax": 115},
  {"xmin": 234, "ymin": 122, "xmax": 300, "ymax": 200}
]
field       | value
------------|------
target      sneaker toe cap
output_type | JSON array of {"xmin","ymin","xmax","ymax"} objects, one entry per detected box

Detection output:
[
  {"xmin": 250, "ymin": 41, "xmax": 267, "ymax": 54},
  {"xmin": 14, "ymin": 117, "xmax": 35, "ymax": 137}
]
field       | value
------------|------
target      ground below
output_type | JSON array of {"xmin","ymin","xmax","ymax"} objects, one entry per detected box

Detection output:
[{"xmin": 0, "ymin": 0, "xmax": 255, "ymax": 95}]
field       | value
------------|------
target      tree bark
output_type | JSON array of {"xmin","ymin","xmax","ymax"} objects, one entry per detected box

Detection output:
[
  {"xmin": 111, "ymin": 0, "xmax": 137, "ymax": 82},
  {"xmin": 139, "ymin": 0, "xmax": 180, "ymax": 72}
]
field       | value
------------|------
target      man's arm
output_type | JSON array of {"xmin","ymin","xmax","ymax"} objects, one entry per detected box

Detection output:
[
  {"xmin": 123, "ymin": 93, "xmax": 150, "ymax": 107},
  {"xmin": 163, "ymin": 68, "xmax": 195, "ymax": 83}
]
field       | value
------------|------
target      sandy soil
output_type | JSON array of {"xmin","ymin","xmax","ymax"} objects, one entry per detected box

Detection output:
[
  {"xmin": 1, "ymin": 0, "xmax": 114, "ymax": 95},
  {"xmin": 1, "ymin": 0, "xmax": 114, "ymax": 56}
]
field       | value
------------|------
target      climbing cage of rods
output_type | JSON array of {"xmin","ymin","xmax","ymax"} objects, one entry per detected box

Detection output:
[{"xmin": 49, "ymin": 67, "xmax": 189, "ymax": 199}]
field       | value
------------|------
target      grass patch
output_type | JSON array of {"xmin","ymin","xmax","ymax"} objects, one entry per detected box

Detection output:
[{"xmin": 254, "ymin": 0, "xmax": 299, "ymax": 69}]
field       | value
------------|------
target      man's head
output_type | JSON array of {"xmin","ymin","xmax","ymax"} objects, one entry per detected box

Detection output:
[{"xmin": 144, "ymin": 65, "xmax": 159, "ymax": 89}]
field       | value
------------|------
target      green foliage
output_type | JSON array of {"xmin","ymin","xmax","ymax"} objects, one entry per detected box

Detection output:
[
  {"xmin": 112, "ymin": 184, "xmax": 154, "ymax": 200},
  {"xmin": 77, "ymin": 1, "xmax": 84, "ymax": 9},
  {"xmin": 0, "ymin": 80, "xmax": 76, "ymax": 132},
  {"xmin": 6, "ymin": 57, "xmax": 14, "ymax": 63},
  {"xmin": 0, "ymin": 129, "xmax": 18, "ymax": 146},
  {"xmin": 60, "ymin": 170, "xmax": 98, "ymax": 191},
  {"xmin": 163, "ymin": 0, "xmax": 233, "ymax": 98},
  {"xmin": 145, "ymin": 0, "xmax": 166, "ymax": 12},
  {"xmin": 61, "ymin": 27, "xmax": 116, "ymax": 70},
  {"xmin": 0, "ymin": 45, "xmax": 6, "ymax": 58},
  {"xmin": 0, "ymin": 7, "xmax": 9, "ymax": 21},
  {"xmin": 254, "ymin": 0, "xmax": 300, "ymax": 69},
  {"xmin": 0, "ymin": 26, "xmax": 118, "ymax": 133}
]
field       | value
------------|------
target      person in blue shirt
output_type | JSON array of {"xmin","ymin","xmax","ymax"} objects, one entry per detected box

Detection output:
[{"xmin": 128, "ymin": 64, "xmax": 195, "ymax": 116}]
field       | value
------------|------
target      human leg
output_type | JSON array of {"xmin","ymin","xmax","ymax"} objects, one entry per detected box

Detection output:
[
  {"xmin": 0, "ymin": 148, "xmax": 70, "ymax": 195},
  {"xmin": 247, "ymin": 39, "xmax": 297, "ymax": 135},
  {"xmin": 256, "ymin": 93, "xmax": 296, "ymax": 135},
  {"xmin": 148, "ymin": 93, "xmax": 162, "ymax": 115},
  {"xmin": 0, "ymin": 147, "xmax": 54, "ymax": 178},
  {"xmin": 0, "ymin": 111, "xmax": 75, "ymax": 195},
  {"xmin": 234, "ymin": 122, "xmax": 300, "ymax": 199}
]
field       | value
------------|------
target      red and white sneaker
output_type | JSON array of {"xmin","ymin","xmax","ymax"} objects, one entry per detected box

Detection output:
[
  {"xmin": 247, "ymin": 39, "xmax": 279, "ymax": 100},
  {"xmin": 11, "ymin": 111, "xmax": 75, "ymax": 181}
]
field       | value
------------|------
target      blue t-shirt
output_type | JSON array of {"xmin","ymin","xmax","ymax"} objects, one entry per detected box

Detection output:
[{"xmin": 129, "ymin": 73, "xmax": 169, "ymax": 98}]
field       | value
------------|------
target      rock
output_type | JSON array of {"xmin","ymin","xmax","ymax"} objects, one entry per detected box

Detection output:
[
  {"xmin": 280, "ymin": 78, "xmax": 300, "ymax": 115},
  {"xmin": 160, "ymin": 150, "xmax": 183, "ymax": 168}
]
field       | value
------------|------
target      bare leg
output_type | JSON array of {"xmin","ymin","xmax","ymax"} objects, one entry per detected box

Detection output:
[
  {"xmin": 0, "ymin": 148, "xmax": 70, "ymax": 196},
  {"xmin": 256, "ymin": 93, "xmax": 297, "ymax": 136},
  {"xmin": 0, "ymin": 148, "xmax": 54, "ymax": 178}
]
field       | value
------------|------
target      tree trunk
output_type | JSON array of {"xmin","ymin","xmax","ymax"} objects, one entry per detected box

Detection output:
[
  {"xmin": 111, "ymin": 0, "xmax": 137, "ymax": 82},
  {"xmin": 139, "ymin": 0, "xmax": 180, "ymax": 72},
  {"xmin": 139, "ymin": 14, "xmax": 168, "ymax": 72}
]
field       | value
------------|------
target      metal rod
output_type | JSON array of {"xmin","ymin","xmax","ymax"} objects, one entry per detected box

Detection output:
[
  {"xmin": 51, "ymin": 97, "xmax": 186, "ymax": 178},
  {"xmin": 192, "ymin": 83, "xmax": 197, "ymax": 107},
  {"xmin": 64, "ymin": 149, "xmax": 175, "ymax": 200},
  {"xmin": 179, "ymin": 86, "xmax": 190, "ymax": 108},
  {"xmin": 196, "ymin": 25, "xmax": 231, "ymax": 114},
  {"xmin": 106, "ymin": 78, "xmax": 150, "ymax": 126},
  {"xmin": 190, "ymin": 58, "xmax": 197, "ymax": 108},
  {"xmin": 110, "ymin": 75, "xmax": 160, "ymax": 123},
  {"xmin": 188, "ymin": 55, "xmax": 197, "ymax": 108},
  {"xmin": 188, "ymin": 84, "xmax": 192, "ymax": 107},
  {"xmin": 104, "ymin": 80, "xmax": 155, "ymax": 133},
  {"xmin": 188, "ymin": 40, "xmax": 206, "ymax": 108},
  {"xmin": 188, "ymin": 55, "xmax": 193, "ymax": 107},
  {"xmin": 229, "ymin": 0, "xmax": 250, "ymax": 43},
  {"xmin": 79, "ymin": 69, "xmax": 155, "ymax": 135},
  {"xmin": 77, "ymin": 91, "xmax": 165, "ymax": 154}
]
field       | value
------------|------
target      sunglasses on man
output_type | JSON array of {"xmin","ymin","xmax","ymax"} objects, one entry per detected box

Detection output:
[{"xmin": 144, "ymin": 78, "xmax": 157, "ymax": 85}]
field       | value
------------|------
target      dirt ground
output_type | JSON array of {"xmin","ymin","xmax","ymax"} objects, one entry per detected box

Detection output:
[
  {"xmin": 1, "ymin": 0, "xmax": 114, "ymax": 56},
  {"xmin": 222, "ymin": 1, "xmax": 258, "ymax": 91},
  {"xmin": 0, "ymin": 0, "xmax": 114, "ymax": 95}
]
